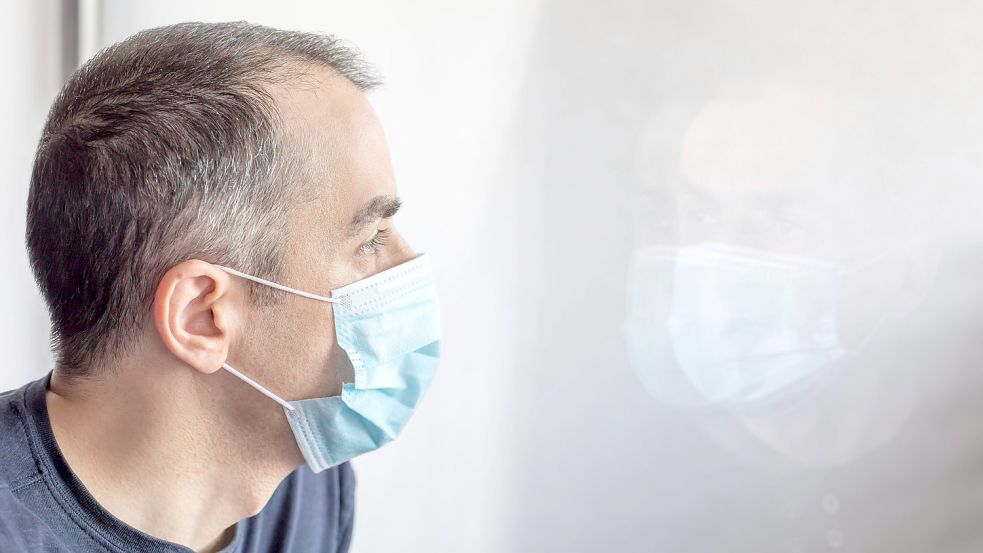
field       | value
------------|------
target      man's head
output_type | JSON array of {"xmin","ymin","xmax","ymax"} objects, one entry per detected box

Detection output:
[{"xmin": 26, "ymin": 21, "xmax": 414, "ymax": 413}]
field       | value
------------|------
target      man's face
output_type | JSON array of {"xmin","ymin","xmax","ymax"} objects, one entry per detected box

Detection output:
[{"xmin": 232, "ymin": 68, "xmax": 415, "ymax": 404}]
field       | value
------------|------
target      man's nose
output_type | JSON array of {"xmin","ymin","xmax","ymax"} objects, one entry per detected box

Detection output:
[{"xmin": 389, "ymin": 230, "xmax": 417, "ymax": 266}]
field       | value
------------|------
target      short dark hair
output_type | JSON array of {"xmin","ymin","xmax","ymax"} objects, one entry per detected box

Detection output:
[{"xmin": 25, "ymin": 21, "xmax": 382, "ymax": 378}]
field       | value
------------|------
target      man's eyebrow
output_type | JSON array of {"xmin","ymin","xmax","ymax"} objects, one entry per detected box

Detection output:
[{"xmin": 349, "ymin": 195, "xmax": 402, "ymax": 237}]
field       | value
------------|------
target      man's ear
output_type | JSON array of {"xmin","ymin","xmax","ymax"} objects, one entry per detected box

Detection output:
[{"xmin": 153, "ymin": 259, "xmax": 239, "ymax": 375}]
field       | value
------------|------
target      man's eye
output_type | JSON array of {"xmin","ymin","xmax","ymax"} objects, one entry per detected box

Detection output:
[{"xmin": 359, "ymin": 228, "xmax": 391, "ymax": 255}]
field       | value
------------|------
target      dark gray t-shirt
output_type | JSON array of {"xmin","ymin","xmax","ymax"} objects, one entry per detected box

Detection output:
[{"xmin": 0, "ymin": 371, "xmax": 355, "ymax": 552}]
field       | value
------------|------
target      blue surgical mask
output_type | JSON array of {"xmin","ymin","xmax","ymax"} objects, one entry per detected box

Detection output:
[
  {"xmin": 624, "ymin": 243, "xmax": 887, "ymax": 409},
  {"xmin": 214, "ymin": 253, "xmax": 441, "ymax": 473}
]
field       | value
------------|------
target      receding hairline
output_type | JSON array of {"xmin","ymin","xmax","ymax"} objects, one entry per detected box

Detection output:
[
  {"xmin": 263, "ymin": 61, "xmax": 374, "ymax": 131},
  {"xmin": 266, "ymin": 59, "xmax": 389, "ymax": 192}
]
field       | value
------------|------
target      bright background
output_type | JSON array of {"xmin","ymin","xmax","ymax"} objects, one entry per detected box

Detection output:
[{"xmin": 4, "ymin": 2, "xmax": 983, "ymax": 552}]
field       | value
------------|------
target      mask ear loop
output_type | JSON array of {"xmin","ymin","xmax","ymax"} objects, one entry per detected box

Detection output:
[
  {"xmin": 211, "ymin": 264, "xmax": 342, "ymax": 411},
  {"xmin": 221, "ymin": 362, "xmax": 296, "ymax": 412},
  {"xmin": 213, "ymin": 265, "xmax": 340, "ymax": 304}
]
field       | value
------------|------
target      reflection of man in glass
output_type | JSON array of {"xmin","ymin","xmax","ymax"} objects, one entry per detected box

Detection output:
[{"xmin": 625, "ymin": 80, "xmax": 940, "ymax": 469}]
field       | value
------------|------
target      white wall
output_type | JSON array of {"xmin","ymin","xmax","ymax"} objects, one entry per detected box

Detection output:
[{"xmin": 0, "ymin": 1, "xmax": 59, "ymax": 392}]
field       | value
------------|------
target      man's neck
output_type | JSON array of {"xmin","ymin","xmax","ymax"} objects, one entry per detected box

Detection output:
[{"xmin": 45, "ymin": 364, "xmax": 301, "ymax": 552}]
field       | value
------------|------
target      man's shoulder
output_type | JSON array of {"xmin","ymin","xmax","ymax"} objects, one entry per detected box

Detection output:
[
  {"xmin": 0, "ymin": 483, "xmax": 73, "ymax": 552},
  {"xmin": 0, "ymin": 378, "xmax": 72, "ymax": 552},
  {"xmin": 0, "ymin": 377, "xmax": 46, "ymax": 490}
]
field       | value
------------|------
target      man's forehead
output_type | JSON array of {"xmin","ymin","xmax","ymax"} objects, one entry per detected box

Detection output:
[
  {"xmin": 271, "ymin": 67, "xmax": 398, "ymax": 238},
  {"xmin": 272, "ymin": 70, "xmax": 378, "ymax": 153}
]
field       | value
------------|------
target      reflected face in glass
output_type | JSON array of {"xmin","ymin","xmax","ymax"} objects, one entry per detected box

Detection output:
[
  {"xmin": 673, "ymin": 82, "xmax": 861, "ymax": 259},
  {"xmin": 635, "ymin": 80, "xmax": 915, "ymax": 262},
  {"xmin": 673, "ymin": 182, "xmax": 829, "ymax": 255},
  {"xmin": 624, "ymin": 79, "xmax": 939, "ymax": 468}
]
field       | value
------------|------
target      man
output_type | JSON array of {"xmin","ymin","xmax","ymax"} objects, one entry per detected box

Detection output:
[{"xmin": 0, "ymin": 21, "xmax": 440, "ymax": 552}]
